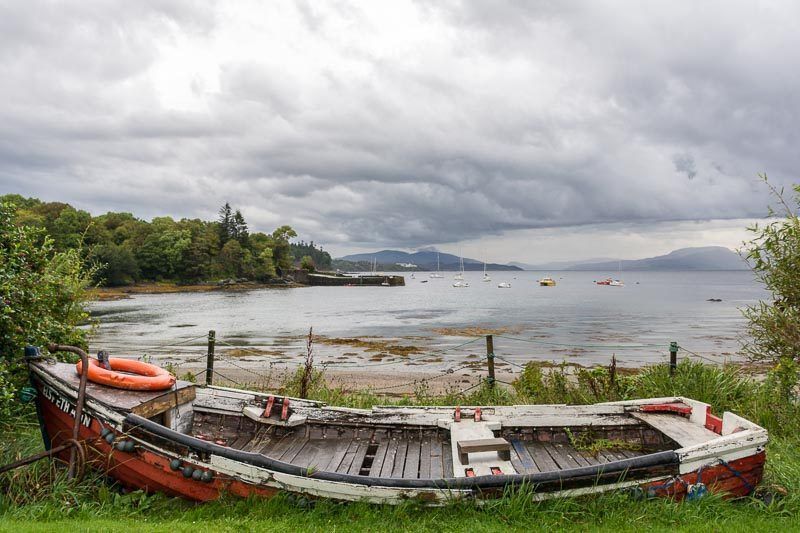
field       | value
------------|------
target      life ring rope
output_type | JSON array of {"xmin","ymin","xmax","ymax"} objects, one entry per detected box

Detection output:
[{"xmin": 76, "ymin": 358, "xmax": 176, "ymax": 391}]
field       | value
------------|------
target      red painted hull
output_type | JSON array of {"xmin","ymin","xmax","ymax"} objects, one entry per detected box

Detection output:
[
  {"xmin": 39, "ymin": 392, "xmax": 277, "ymax": 501},
  {"xmin": 642, "ymin": 452, "xmax": 765, "ymax": 499}
]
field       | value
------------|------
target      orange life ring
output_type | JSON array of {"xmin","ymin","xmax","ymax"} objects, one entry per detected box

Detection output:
[{"xmin": 76, "ymin": 358, "xmax": 176, "ymax": 391}]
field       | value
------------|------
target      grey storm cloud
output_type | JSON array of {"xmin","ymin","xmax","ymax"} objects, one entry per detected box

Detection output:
[{"xmin": 0, "ymin": 0, "xmax": 798, "ymax": 249}]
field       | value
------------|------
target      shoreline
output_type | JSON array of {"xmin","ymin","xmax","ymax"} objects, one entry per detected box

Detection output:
[{"xmin": 91, "ymin": 281, "xmax": 304, "ymax": 301}]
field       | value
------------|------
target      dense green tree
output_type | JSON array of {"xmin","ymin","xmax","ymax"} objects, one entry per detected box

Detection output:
[
  {"xmin": 218, "ymin": 202, "xmax": 233, "ymax": 244},
  {"xmin": 136, "ymin": 223, "xmax": 192, "ymax": 280},
  {"xmin": 291, "ymin": 240, "xmax": 332, "ymax": 269},
  {"xmin": 299, "ymin": 255, "xmax": 315, "ymax": 271},
  {"xmin": 89, "ymin": 244, "xmax": 140, "ymax": 286},
  {"xmin": 233, "ymin": 210, "xmax": 249, "ymax": 246},
  {"xmin": 50, "ymin": 206, "xmax": 92, "ymax": 250},
  {"xmin": 270, "ymin": 225, "xmax": 298, "ymax": 275}
]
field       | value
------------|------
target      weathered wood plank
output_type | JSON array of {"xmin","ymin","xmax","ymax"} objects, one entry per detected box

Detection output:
[
  {"xmin": 510, "ymin": 439, "xmax": 538, "ymax": 473},
  {"xmin": 632, "ymin": 412, "xmax": 718, "ymax": 448},
  {"xmin": 368, "ymin": 440, "xmax": 390, "ymax": 477},
  {"xmin": 379, "ymin": 439, "xmax": 400, "ymax": 478},
  {"xmin": 391, "ymin": 440, "xmax": 409, "ymax": 478},
  {"xmin": 348, "ymin": 442, "xmax": 370, "ymax": 476},
  {"xmin": 280, "ymin": 437, "xmax": 310, "ymax": 463},
  {"xmin": 336, "ymin": 440, "xmax": 361, "ymax": 474},
  {"xmin": 403, "ymin": 440, "xmax": 421, "ymax": 479},
  {"xmin": 418, "ymin": 439, "xmax": 432, "ymax": 479},
  {"xmin": 429, "ymin": 440, "xmax": 443, "ymax": 479},
  {"xmin": 526, "ymin": 442, "xmax": 560, "ymax": 472},
  {"xmin": 293, "ymin": 440, "xmax": 324, "ymax": 469},
  {"xmin": 442, "ymin": 440, "xmax": 454, "ymax": 478},
  {"xmin": 544, "ymin": 443, "xmax": 580, "ymax": 469},
  {"xmin": 319, "ymin": 438, "xmax": 352, "ymax": 473}
]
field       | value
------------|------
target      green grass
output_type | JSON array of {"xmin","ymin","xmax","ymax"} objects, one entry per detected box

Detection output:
[{"xmin": 2, "ymin": 361, "xmax": 800, "ymax": 532}]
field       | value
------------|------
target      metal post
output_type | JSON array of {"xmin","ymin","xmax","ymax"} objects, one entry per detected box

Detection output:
[
  {"xmin": 47, "ymin": 343, "xmax": 89, "ymax": 480},
  {"xmin": 486, "ymin": 334, "xmax": 495, "ymax": 388},
  {"xmin": 669, "ymin": 341, "xmax": 678, "ymax": 376},
  {"xmin": 206, "ymin": 330, "xmax": 216, "ymax": 386}
]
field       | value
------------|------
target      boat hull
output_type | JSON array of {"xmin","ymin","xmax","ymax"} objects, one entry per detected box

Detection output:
[{"xmin": 30, "ymin": 364, "xmax": 767, "ymax": 504}]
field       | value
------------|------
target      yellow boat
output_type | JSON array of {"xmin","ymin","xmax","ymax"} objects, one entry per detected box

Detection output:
[{"xmin": 539, "ymin": 276, "xmax": 556, "ymax": 286}]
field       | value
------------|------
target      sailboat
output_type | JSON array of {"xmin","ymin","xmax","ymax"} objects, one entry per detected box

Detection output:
[
  {"xmin": 453, "ymin": 253, "xmax": 468, "ymax": 286},
  {"xmin": 453, "ymin": 254, "xmax": 464, "ymax": 281},
  {"xmin": 482, "ymin": 262, "xmax": 491, "ymax": 282},
  {"xmin": 429, "ymin": 253, "xmax": 444, "ymax": 278}
]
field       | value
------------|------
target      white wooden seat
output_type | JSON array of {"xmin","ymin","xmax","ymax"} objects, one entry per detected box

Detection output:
[{"xmin": 632, "ymin": 412, "xmax": 719, "ymax": 448}]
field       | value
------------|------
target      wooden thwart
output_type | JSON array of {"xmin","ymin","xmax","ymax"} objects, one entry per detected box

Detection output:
[{"xmin": 457, "ymin": 438, "xmax": 511, "ymax": 465}]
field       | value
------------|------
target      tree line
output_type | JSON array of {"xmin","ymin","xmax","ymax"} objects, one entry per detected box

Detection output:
[{"xmin": 0, "ymin": 195, "xmax": 331, "ymax": 286}]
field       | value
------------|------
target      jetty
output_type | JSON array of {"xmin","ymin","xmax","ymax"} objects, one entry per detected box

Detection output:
[{"xmin": 293, "ymin": 270, "xmax": 405, "ymax": 286}]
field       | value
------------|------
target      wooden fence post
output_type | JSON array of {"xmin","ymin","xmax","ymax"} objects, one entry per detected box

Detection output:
[
  {"xmin": 669, "ymin": 341, "xmax": 678, "ymax": 376},
  {"xmin": 206, "ymin": 330, "xmax": 216, "ymax": 385},
  {"xmin": 486, "ymin": 335, "xmax": 495, "ymax": 388}
]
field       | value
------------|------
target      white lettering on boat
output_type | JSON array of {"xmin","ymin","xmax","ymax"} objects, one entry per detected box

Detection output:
[{"xmin": 41, "ymin": 385, "xmax": 92, "ymax": 428}]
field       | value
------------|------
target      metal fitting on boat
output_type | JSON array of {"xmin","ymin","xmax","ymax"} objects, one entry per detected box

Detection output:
[
  {"xmin": 181, "ymin": 465, "xmax": 194, "ymax": 478},
  {"xmin": 169, "ymin": 459, "xmax": 182, "ymax": 471},
  {"xmin": 104, "ymin": 432, "xmax": 115, "ymax": 444},
  {"xmin": 200, "ymin": 471, "xmax": 213, "ymax": 483}
]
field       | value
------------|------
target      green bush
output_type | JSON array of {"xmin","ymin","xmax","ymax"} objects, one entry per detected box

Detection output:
[{"xmin": 0, "ymin": 202, "xmax": 93, "ymax": 419}]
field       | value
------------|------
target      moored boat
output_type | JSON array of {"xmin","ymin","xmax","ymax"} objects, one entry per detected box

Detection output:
[
  {"xmin": 26, "ymin": 347, "xmax": 768, "ymax": 505},
  {"xmin": 539, "ymin": 277, "xmax": 556, "ymax": 286}
]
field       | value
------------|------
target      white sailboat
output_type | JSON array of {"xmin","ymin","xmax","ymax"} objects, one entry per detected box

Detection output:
[
  {"xmin": 497, "ymin": 282, "xmax": 512, "ymax": 288},
  {"xmin": 482, "ymin": 261, "xmax": 491, "ymax": 282},
  {"xmin": 429, "ymin": 253, "xmax": 443, "ymax": 278},
  {"xmin": 453, "ymin": 254, "xmax": 464, "ymax": 281}
]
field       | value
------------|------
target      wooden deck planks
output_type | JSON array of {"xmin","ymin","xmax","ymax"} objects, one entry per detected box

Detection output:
[
  {"xmin": 280, "ymin": 438, "xmax": 310, "ymax": 464},
  {"xmin": 379, "ymin": 439, "xmax": 400, "ymax": 478},
  {"xmin": 348, "ymin": 441, "xmax": 371, "ymax": 476},
  {"xmin": 320, "ymin": 438, "xmax": 353, "ymax": 473},
  {"xmin": 429, "ymin": 440, "xmax": 444, "ymax": 479},
  {"xmin": 403, "ymin": 440, "xmax": 421, "ymax": 479},
  {"xmin": 510, "ymin": 439, "xmax": 539, "ymax": 474},
  {"xmin": 391, "ymin": 441, "xmax": 409, "ymax": 478},
  {"xmin": 368, "ymin": 440, "xmax": 391, "ymax": 477},
  {"xmin": 442, "ymin": 440, "xmax": 454, "ymax": 478},
  {"xmin": 418, "ymin": 439, "xmax": 432, "ymax": 479},
  {"xmin": 526, "ymin": 443, "xmax": 560, "ymax": 472},
  {"xmin": 336, "ymin": 440, "xmax": 362, "ymax": 474}
]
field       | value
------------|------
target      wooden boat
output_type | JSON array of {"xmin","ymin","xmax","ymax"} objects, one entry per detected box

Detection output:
[{"xmin": 27, "ymin": 354, "xmax": 767, "ymax": 504}]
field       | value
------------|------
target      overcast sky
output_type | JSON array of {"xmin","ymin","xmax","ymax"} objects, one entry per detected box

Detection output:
[{"xmin": 1, "ymin": 1, "xmax": 797, "ymax": 262}]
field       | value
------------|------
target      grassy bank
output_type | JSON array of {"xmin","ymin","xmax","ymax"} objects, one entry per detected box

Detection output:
[{"xmin": 2, "ymin": 360, "xmax": 799, "ymax": 532}]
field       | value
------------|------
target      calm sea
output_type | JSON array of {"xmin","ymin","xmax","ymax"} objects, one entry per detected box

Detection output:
[{"xmin": 88, "ymin": 271, "xmax": 766, "ymax": 370}]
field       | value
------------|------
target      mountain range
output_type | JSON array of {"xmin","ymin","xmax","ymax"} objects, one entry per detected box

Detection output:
[
  {"xmin": 513, "ymin": 247, "xmax": 748, "ymax": 271},
  {"xmin": 336, "ymin": 250, "xmax": 521, "ymax": 271},
  {"xmin": 336, "ymin": 246, "xmax": 748, "ymax": 271}
]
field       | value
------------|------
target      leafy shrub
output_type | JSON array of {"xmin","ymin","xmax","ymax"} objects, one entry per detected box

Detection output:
[{"xmin": 0, "ymin": 202, "xmax": 93, "ymax": 419}]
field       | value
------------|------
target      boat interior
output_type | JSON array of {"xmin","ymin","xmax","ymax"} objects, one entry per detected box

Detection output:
[{"xmin": 35, "ymin": 362, "xmax": 725, "ymax": 480}]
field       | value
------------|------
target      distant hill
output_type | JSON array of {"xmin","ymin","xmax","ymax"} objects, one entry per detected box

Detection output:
[
  {"xmin": 516, "ymin": 247, "xmax": 747, "ymax": 271},
  {"xmin": 509, "ymin": 258, "xmax": 617, "ymax": 271},
  {"xmin": 336, "ymin": 250, "xmax": 522, "ymax": 271}
]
